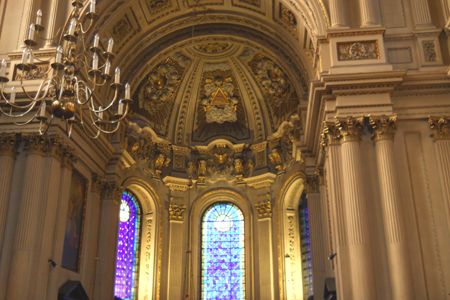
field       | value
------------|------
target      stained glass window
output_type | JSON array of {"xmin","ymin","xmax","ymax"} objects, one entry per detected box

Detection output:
[
  {"xmin": 201, "ymin": 203, "xmax": 245, "ymax": 300},
  {"xmin": 299, "ymin": 193, "xmax": 313, "ymax": 298},
  {"xmin": 114, "ymin": 190, "xmax": 141, "ymax": 300}
]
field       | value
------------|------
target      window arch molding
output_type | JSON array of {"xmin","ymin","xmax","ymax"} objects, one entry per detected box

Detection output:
[
  {"xmin": 120, "ymin": 177, "xmax": 164, "ymax": 300},
  {"xmin": 189, "ymin": 189, "xmax": 253, "ymax": 300},
  {"xmin": 275, "ymin": 171, "xmax": 307, "ymax": 300}
]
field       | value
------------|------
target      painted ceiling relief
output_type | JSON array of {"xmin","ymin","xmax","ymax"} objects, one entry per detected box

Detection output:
[
  {"xmin": 240, "ymin": 48, "xmax": 299, "ymax": 132},
  {"xmin": 132, "ymin": 53, "xmax": 191, "ymax": 136},
  {"xmin": 194, "ymin": 43, "xmax": 231, "ymax": 53},
  {"xmin": 194, "ymin": 62, "xmax": 250, "ymax": 142}
]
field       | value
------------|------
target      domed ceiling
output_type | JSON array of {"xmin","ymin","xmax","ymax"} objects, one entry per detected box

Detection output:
[{"xmin": 128, "ymin": 38, "xmax": 305, "ymax": 146}]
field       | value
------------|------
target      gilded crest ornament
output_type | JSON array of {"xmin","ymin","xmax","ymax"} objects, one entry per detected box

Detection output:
[{"xmin": 201, "ymin": 74, "xmax": 238, "ymax": 124}]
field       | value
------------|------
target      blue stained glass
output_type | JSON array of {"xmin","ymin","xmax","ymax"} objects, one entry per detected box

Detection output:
[
  {"xmin": 114, "ymin": 191, "xmax": 141, "ymax": 300},
  {"xmin": 201, "ymin": 203, "xmax": 245, "ymax": 300}
]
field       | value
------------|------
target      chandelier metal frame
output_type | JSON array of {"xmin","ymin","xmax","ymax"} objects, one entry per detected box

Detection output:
[{"xmin": 0, "ymin": 0, "xmax": 132, "ymax": 139}]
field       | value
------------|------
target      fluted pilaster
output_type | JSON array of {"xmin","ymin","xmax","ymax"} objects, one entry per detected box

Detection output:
[
  {"xmin": 429, "ymin": 116, "xmax": 450, "ymax": 237},
  {"xmin": 329, "ymin": 0, "xmax": 346, "ymax": 27},
  {"xmin": 369, "ymin": 115, "xmax": 415, "ymax": 299},
  {"xmin": 337, "ymin": 116, "xmax": 377, "ymax": 300},
  {"xmin": 307, "ymin": 176, "xmax": 326, "ymax": 300},
  {"xmin": 167, "ymin": 204, "xmax": 186, "ymax": 299},
  {"xmin": 17, "ymin": 0, "xmax": 37, "ymax": 49},
  {"xmin": 411, "ymin": 0, "xmax": 433, "ymax": 26},
  {"xmin": 94, "ymin": 182, "xmax": 123, "ymax": 300},
  {"xmin": 322, "ymin": 121, "xmax": 353, "ymax": 300},
  {"xmin": 44, "ymin": 0, "xmax": 59, "ymax": 48},
  {"xmin": 359, "ymin": 0, "xmax": 378, "ymax": 27},
  {"xmin": 0, "ymin": 133, "xmax": 20, "ymax": 256}
]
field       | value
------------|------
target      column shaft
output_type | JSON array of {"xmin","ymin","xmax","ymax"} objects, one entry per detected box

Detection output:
[
  {"xmin": 0, "ymin": 155, "xmax": 15, "ymax": 255},
  {"xmin": 375, "ymin": 139, "xmax": 415, "ymax": 299},
  {"xmin": 319, "ymin": 182, "xmax": 333, "ymax": 277},
  {"xmin": 330, "ymin": 0, "xmax": 346, "ymax": 27},
  {"xmin": 7, "ymin": 153, "xmax": 45, "ymax": 299},
  {"xmin": 359, "ymin": 0, "xmax": 377, "ymax": 27},
  {"xmin": 44, "ymin": 0, "xmax": 60, "ymax": 48},
  {"xmin": 326, "ymin": 146, "xmax": 353, "ymax": 300},
  {"xmin": 94, "ymin": 186, "xmax": 121, "ymax": 300},
  {"xmin": 167, "ymin": 220, "xmax": 184, "ymax": 299},
  {"xmin": 308, "ymin": 192, "xmax": 326, "ymax": 300},
  {"xmin": 434, "ymin": 140, "xmax": 450, "ymax": 232},
  {"xmin": 341, "ymin": 140, "xmax": 377, "ymax": 300},
  {"xmin": 17, "ymin": 0, "xmax": 37, "ymax": 49}
]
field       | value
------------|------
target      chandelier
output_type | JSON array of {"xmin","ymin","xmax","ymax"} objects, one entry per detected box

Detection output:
[{"xmin": 0, "ymin": 0, "xmax": 132, "ymax": 139}]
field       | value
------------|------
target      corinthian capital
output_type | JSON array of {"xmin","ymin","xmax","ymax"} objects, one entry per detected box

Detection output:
[
  {"xmin": 429, "ymin": 116, "xmax": 450, "ymax": 141},
  {"xmin": 103, "ymin": 182, "xmax": 124, "ymax": 203},
  {"xmin": 322, "ymin": 121, "xmax": 342, "ymax": 148},
  {"xmin": 169, "ymin": 204, "xmax": 186, "ymax": 221},
  {"xmin": 335, "ymin": 116, "xmax": 364, "ymax": 143},
  {"xmin": 304, "ymin": 176, "xmax": 319, "ymax": 193},
  {"xmin": 23, "ymin": 134, "xmax": 47, "ymax": 156},
  {"xmin": 91, "ymin": 174, "xmax": 106, "ymax": 195},
  {"xmin": 368, "ymin": 114, "xmax": 397, "ymax": 142},
  {"xmin": 255, "ymin": 200, "xmax": 272, "ymax": 219},
  {"xmin": 315, "ymin": 166, "xmax": 325, "ymax": 185},
  {"xmin": 0, "ymin": 132, "xmax": 21, "ymax": 157}
]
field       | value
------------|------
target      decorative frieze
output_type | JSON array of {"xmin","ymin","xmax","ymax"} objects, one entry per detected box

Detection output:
[
  {"xmin": 335, "ymin": 116, "xmax": 364, "ymax": 143},
  {"xmin": 169, "ymin": 204, "xmax": 186, "ymax": 221},
  {"xmin": 337, "ymin": 41, "xmax": 380, "ymax": 61},
  {"xmin": 429, "ymin": 116, "xmax": 450, "ymax": 140},
  {"xmin": 368, "ymin": 114, "xmax": 397, "ymax": 142},
  {"xmin": 0, "ymin": 132, "xmax": 21, "ymax": 157},
  {"xmin": 255, "ymin": 200, "xmax": 272, "ymax": 219}
]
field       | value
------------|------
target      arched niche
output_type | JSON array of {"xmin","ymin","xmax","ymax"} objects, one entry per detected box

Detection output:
[
  {"xmin": 120, "ymin": 177, "xmax": 164, "ymax": 300},
  {"xmin": 276, "ymin": 172, "xmax": 306, "ymax": 300},
  {"xmin": 189, "ymin": 189, "xmax": 254, "ymax": 299}
]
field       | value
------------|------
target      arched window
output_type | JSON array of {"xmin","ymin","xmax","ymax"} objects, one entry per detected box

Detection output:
[
  {"xmin": 114, "ymin": 190, "xmax": 141, "ymax": 300},
  {"xmin": 201, "ymin": 202, "xmax": 245, "ymax": 300}
]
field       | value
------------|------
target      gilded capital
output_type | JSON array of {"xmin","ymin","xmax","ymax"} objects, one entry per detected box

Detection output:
[
  {"xmin": 323, "ymin": 121, "xmax": 342, "ymax": 146},
  {"xmin": 305, "ymin": 176, "xmax": 319, "ymax": 193},
  {"xmin": 315, "ymin": 166, "xmax": 325, "ymax": 186},
  {"xmin": 169, "ymin": 204, "xmax": 186, "ymax": 221},
  {"xmin": 335, "ymin": 116, "xmax": 364, "ymax": 143},
  {"xmin": 103, "ymin": 182, "xmax": 124, "ymax": 203},
  {"xmin": 60, "ymin": 142, "xmax": 78, "ymax": 168},
  {"xmin": 429, "ymin": 116, "xmax": 450, "ymax": 141},
  {"xmin": 255, "ymin": 200, "xmax": 272, "ymax": 219},
  {"xmin": 369, "ymin": 114, "xmax": 397, "ymax": 142},
  {"xmin": 0, "ymin": 132, "xmax": 21, "ymax": 157},
  {"xmin": 23, "ymin": 134, "xmax": 47, "ymax": 156},
  {"xmin": 91, "ymin": 174, "xmax": 106, "ymax": 196}
]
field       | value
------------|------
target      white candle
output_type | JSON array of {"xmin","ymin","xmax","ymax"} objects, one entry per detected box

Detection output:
[
  {"xmin": 56, "ymin": 46, "xmax": 63, "ymax": 63},
  {"xmin": 28, "ymin": 23, "xmax": 35, "ymax": 40},
  {"xmin": 90, "ymin": 0, "xmax": 96, "ymax": 13},
  {"xmin": 40, "ymin": 101, "xmax": 46, "ymax": 116},
  {"xmin": 92, "ymin": 53, "xmax": 98, "ymax": 70},
  {"xmin": 36, "ymin": 9, "xmax": 42, "ymax": 26},
  {"xmin": 10, "ymin": 87, "xmax": 15, "ymax": 104},
  {"xmin": 114, "ymin": 67, "xmax": 120, "ymax": 83},
  {"xmin": 104, "ymin": 61, "xmax": 111, "ymax": 75},
  {"xmin": 93, "ymin": 33, "xmax": 100, "ymax": 48},
  {"xmin": 68, "ymin": 18, "xmax": 77, "ymax": 35},
  {"xmin": 28, "ymin": 50, "xmax": 34, "ymax": 65},
  {"xmin": 98, "ymin": 106, "xmax": 103, "ymax": 120},
  {"xmin": 118, "ymin": 100, "xmax": 124, "ymax": 115},
  {"xmin": 1, "ymin": 59, "xmax": 6, "ymax": 76},
  {"xmin": 107, "ymin": 38, "xmax": 114, "ymax": 53},
  {"xmin": 21, "ymin": 48, "xmax": 28, "ymax": 64},
  {"xmin": 125, "ymin": 83, "xmax": 130, "ymax": 99}
]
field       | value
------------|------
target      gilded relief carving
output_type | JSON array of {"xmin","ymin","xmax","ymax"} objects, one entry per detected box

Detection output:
[
  {"xmin": 112, "ymin": 19, "xmax": 131, "ymax": 42},
  {"xmin": 429, "ymin": 115, "xmax": 450, "ymax": 140},
  {"xmin": 194, "ymin": 63, "xmax": 249, "ymax": 142},
  {"xmin": 423, "ymin": 41, "xmax": 438, "ymax": 62},
  {"xmin": 169, "ymin": 204, "xmax": 186, "ymax": 221},
  {"xmin": 337, "ymin": 40, "xmax": 380, "ymax": 61},
  {"xmin": 14, "ymin": 63, "xmax": 49, "ymax": 81},
  {"xmin": 246, "ymin": 52, "xmax": 299, "ymax": 130},
  {"xmin": 194, "ymin": 42, "xmax": 230, "ymax": 53},
  {"xmin": 147, "ymin": 0, "xmax": 172, "ymax": 15},
  {"xmin": 255, "ymin": 201, "xmax": 272, "ymax": 219},
  {"xmin": 129, "ymin": 134, "xmax": 171, "ymax": 178},
  {"xmin": 280, "ymin": 5, "xmax": 297, "ymax": 31},
  {"xmin": 369, "ymin": 114, "xmax": 397, "ymax": 142}
]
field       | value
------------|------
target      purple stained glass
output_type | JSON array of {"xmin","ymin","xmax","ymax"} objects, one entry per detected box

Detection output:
[
  {"xmin": 114, "ymin": 191, "xmax": 141, "ymax": 300},
  {"xmin": 201, "ymin": 203, "xmax": 245, "ymax": 300}
]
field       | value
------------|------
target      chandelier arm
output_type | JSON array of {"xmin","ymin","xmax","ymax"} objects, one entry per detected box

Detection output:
[
  {"xmin": 91, "ymin": 103, "xmax": 129, "ymax": 124},
  {"xmin": 74, "ymin": 79, "xmax": 93, "ymax": 105},
  {"xmin": 91, "ymin": 115, "xmax": 121, "ymax": 134},
  {"xmin": 19, "ymin": 72, "xmax": 53, "ymax": 102},
  {"xmin": 79, "ymin": 116, "xmax": 101, "ymax": 139},
  {"xmin": 89, "ymin": 88, "xmax": 118, "ymax": 113},
  {"xmin": 39, "ymin": 114, "xmax": 54, "ymax": 135},
  {"xmin": 12, "ymin": 109, "xmax": 39, "ymax": 125},
  {"xmin": 79, "ymin": 18, "xmax": 94, "ymax": 35},
  {"xmin": 35, "ymin": 26, "xmax": 64, "ymax": 42},
  {"xmin": 56, "ymin": 9, "xmax": 77, "ymax": 47},
  {"xmin": 0, "ymin": 98, "xmax": 38, "ymax": 117},
  {"xmin": 0, "ymin": 88, "xmax": 37, "ymax": 109}
]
